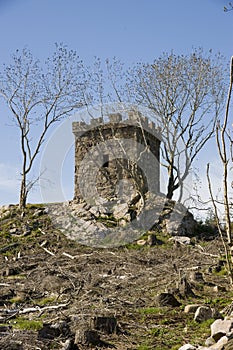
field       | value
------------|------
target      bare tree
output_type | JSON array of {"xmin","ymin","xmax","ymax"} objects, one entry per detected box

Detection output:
[
  {"xmin": 207, "ymin": 56, "xmax": 233, "ymax": 285},
  {"xmin": 224, "ymin": 2, "xmax": 233, "ymax": 12},
  {"xmin": 0, "ymin": 44, "xmax": 86, "ymax": 209},
  {"xmin": 124, "ymin": 49, "xmax": 226, "ymax": 200}
]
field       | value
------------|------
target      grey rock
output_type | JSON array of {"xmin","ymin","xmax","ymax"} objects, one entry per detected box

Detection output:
[
  {"xmin": 156, "ymin": 292, "xmax": 181, "ymax": 307},
  {"xmin": 194, "ymin": 306, "xmax": 214, "ymax": 323},
  {"xmin": 211, "ymin": 319, "xmax": 233, "ymax": 342},
  {"xmin": 89, "ymin": 206, "xmax": 100, "ymax": 217},
  {"xmin": 112, "ymin": 203, "xmax": 129, "ymax": 220},
  {"xmin": 160, "ymin": 200, "xmax": 197, "ymax": 237},
  {"xmin": 89, "ymin": 205, "xmax": 110, "ymax": 216},
  {"xmin": 222, "ymin": 337, "xmax": 233, "ymax": 350},
  {"xmin": 184, "ymin": 304, "xmax": 202, "ymax": 314},
  {"xmin": 209, "ymin": 335, "xmax": 228, "ymax": 349},
  {"xmin": 169, "ymin": 236, "xmax": 191, "ymax": 245},
  {"xmin": 205, "ymin": 336, "xmax": 215, "ymax": 346},
  {"xmin": 178, "ymin": 344, "xmax": 196, "ymax": 350}
]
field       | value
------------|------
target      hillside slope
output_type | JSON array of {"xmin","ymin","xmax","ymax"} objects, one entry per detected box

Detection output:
[{"xmin": 0, "ymin": 204, "xmax": 231, "ymax": 350}]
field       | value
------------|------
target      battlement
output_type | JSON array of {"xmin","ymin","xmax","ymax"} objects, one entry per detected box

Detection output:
[{"xmin": 72, "ymin": 110, "xmax": 161, "ymax": 139}]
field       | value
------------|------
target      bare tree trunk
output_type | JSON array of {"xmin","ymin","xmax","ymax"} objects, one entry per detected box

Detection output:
[
  {"xmin": 221, "ymin": 56, "xmax": 233, "ymax": 245},
  {"xmin": 207, "ymin": 56, "xmax": 233, "ymax": 286},
  {"xmin": 207, "ymin": 163, "xmax": 233, "ymax": 285},
  {"xmin": 166, "ymin": 179, "xmax": 174, "ymax": 200},
  {"xmin": 19, "ymin": 127, "xmax": 28, "ymax": 210},
  {"xmin": 19, "ymin": 174, "xmax": 27, "ymax": 210}
]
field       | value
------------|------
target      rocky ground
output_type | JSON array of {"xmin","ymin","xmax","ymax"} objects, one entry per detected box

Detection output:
[{"xmin": 0, "ymin": 204, "xmax": 232, "ymax": 350}]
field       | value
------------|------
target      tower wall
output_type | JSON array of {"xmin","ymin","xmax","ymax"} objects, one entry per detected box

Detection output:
[{"xmin": 72, "ymin": 111, "xmax": 161, "ymax": 202}]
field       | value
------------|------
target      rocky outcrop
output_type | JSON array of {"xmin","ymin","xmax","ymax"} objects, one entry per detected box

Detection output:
[
  {"xmin": 155, "ymin": 196, "xmax": 197, "ymax": 236},
  {"xmin": 44, "ymin": 192, "xmax": 197, "ymax": 248}
]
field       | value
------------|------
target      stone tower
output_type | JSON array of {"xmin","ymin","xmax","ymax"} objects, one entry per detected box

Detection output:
[{"xmin": 72, "ymin": 110, "xmax": 161, "ymax": 204}]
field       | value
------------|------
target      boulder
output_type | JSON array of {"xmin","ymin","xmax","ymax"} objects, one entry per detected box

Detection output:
[
  {"xmin": 9, "ymin": 228, "xmax": 18, "ymax": 235},
  {"xmin": 89, "ymin": 205, "xmax": 110, "ymax": 217},
  {"xmin": 160, "ymin": 199, "xmax": 197, "ymax": 237},
  {"xmin": 194, "ymin": 306, "xmax": 214, "ymax": 323},
  {"xmin": 178, "ymin": 344, "xmax": 196, "ymax": 350},
  {"xmin": 205, "ymin": 336, "xmax": 215, "ymax": 346},
  {"xmin": 208, "ymin": 335, "xmax": 228, "ymax": 349},
  {"xmin": 156, "ymin": 292, "xmax": 181, "ymax": 307},
  {"xmin": 211, "ymin": 319, "xmax": 233, "ymax": 342},
  {"xmin": 112, "ymin": 203, "xmax": 129, "ymax": 220},
  {"xmin": 223, "ymin": 337, "xmax": 233, "ymax": 349},
  {"xmin": 169, "ymin": 236, "xmax": 191, "ymax": 245},
  {"xmin": 32, "ymin": 208, "xmax": 45, "ymax": 217},
  {"xmin": 184, "ymin": 304, "xmax": 202, "ymax": 314}
]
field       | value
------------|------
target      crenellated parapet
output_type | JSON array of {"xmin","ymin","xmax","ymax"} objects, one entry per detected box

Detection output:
[{"xmin": 72, "ymin": 110, "xmax": 161, "ymax": 140}]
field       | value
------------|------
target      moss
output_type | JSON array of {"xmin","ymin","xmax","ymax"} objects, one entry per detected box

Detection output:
[
  {"xmin": 149, "ymin": 327, "xmax": 164, "ymax": 336},
  {"xmin": 184, "ymin": 318, "xmax": 214, "ymax": 345},
  {"xmin": 96, "ymin": 215, "xmax": 118, "ymax": 227},
  {"xmin": 10, "ymin": 317, "xmax": 43, "ymax": 331},
  {"xmin": 9, "ymin": 296, "xmax": 24, "ymax": 304},
  {"xmin": 37, "ymin": 296, "xmax": 57, "ymax": 306},
  {"xmin": 26, "ymin": 203, "xmax": 44, "ymax": 210},
  {"xmin": 203, "ymin": 296, "xmax": 232, "ymax": 309},
  {"xmin": 125, "ymin": 242, "xmax": 146, "ymax": 250},
  {"xmin": 213, "ymin": 268, "xmax": 228, "ymax": 276},
  {"xmin": 139, "ymin": 307, "xmax": 163, "ymax": 315}
]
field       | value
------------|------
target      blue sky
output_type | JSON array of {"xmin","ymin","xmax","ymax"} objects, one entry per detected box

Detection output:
[
  {"xmin": 0, "ymin": 0, "xmax": 232, "ymax": 63},
  {"xmin": 0, "ymin": 0, "xmax": 233, "ymax": 209}
]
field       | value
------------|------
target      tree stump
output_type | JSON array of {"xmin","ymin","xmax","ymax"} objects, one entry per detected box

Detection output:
[
  {"xmin": 75, "ymin": 328, "xmax": 100, "ymax": 346},
  {"xmin": 91, "ymin": 316, "xmax": 117, "ymax": 334}
]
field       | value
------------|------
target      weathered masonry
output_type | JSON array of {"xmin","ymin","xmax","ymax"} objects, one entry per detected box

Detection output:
[{"xmin": 72, "ymin": 111, "xmax": 161, "ymax": 203}]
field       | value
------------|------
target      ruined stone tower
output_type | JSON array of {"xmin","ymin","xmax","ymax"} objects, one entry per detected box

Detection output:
[{"xmin": 72, "ymin": 110, "xmax": 161, "ymax": 204}]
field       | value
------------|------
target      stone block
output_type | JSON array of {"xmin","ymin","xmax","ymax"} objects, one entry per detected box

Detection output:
[
  {"xmin": 108, "ymin": 113, "xmax": 122, "ymax": 123},
  {"xmin": 211, "ymin": 319, "xmax": 233, "ymax": 342},
  {"xmin": 184, "ymin": 304, "xmax": 202, "ymax": 314},
  {"xmin": 194, "ymin": 306, "xmax": 213, "ymax": 322}
]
